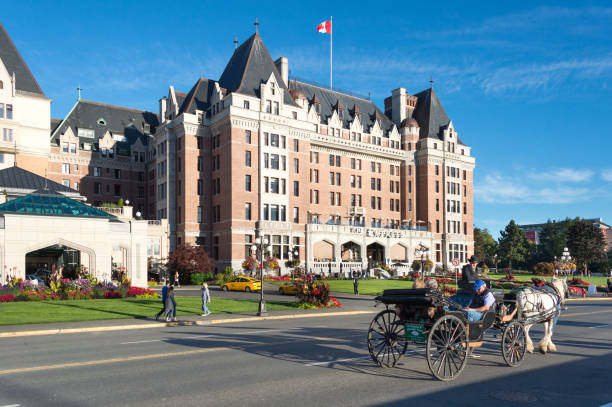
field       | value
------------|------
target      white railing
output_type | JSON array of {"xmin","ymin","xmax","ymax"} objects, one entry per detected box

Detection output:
[{"xmin": 309, "ymin": 261, "xmax": 365, "ymax": 278}]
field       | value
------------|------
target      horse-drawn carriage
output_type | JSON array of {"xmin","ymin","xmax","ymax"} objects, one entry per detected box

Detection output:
[{"xmin": 367, "ymin": 287, "xmax": 527, "ymax": 381}]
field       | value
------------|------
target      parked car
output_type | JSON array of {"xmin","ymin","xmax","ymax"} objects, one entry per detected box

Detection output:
[
  {"xmin": 220, "ymin": 276, "xmax": 261, "ymax": 292},
  {"xmin": 278, "ymin": 282, "xmax": 307, "ymax": 295}
]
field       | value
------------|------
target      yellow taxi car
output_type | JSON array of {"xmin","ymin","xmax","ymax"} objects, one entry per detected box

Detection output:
[
  {"xmin": 278, "ymin": 282, "xmax": 307, "ymax": 295},
  {"xmin": 220, "ymin": 276, "xmax": 261, "ymax": 292}
]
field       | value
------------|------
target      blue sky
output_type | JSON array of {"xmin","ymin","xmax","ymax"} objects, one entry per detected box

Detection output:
[{"xmin": 3, "ymin": 1, "xmax": 612, "ymax": 237}]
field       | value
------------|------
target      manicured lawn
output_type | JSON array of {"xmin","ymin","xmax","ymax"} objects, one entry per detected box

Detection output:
[
  {"xmin": 327, "ymin": 279, "xmax": 415, "ymax": 296},
  {"xmin": 487, "ymin": 273, "xmax": 609, "ymax": 286},
  {"xmin": 0, "ymin": 297, "xmax": 299, "ymax": 326}
]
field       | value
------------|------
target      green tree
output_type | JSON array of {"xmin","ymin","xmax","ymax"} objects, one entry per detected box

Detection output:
[
  {"xmin": 537, "ymin": 219, "xmax": 573, "ymax": 262},
  {"xmin": 566, "ymin": 219, "xmax": 606, "ymax": 273},
  {"xmin": 498, "ymin": 220, "xmax": 529, "ymax": 269},
  {"xmin": 473, "ymin": 227, "xmax": 498, "ymax": 265}
]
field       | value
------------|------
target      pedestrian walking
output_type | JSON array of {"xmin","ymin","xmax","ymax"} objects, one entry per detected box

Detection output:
[
  {"xmin": 353, "ymin": 271, "xmax": 360, "ymax": 295},
  {"xmin": 165, "ymin": 286, "xmax": 177, "ymax": 322},
  {"xmin": 201, "ymin": 283, "xmax": 211, "ymax": 316},
  {"xmin": 174, "ymin": 271, "xmax": 180, "ymax": 287},
  {"xmin": 155, "ymin": 280, "xmax": 171, "ymax": 320}
]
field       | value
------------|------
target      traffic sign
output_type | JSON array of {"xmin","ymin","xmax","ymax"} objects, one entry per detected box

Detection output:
[{"xmin": 451, "ymin": 258, "xmax": 460, "ymax": 266}]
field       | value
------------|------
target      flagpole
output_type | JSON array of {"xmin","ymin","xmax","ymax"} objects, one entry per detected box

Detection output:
[{"xmin": 330, "ymin": 16, "xmax": 333, "ymax": 90}]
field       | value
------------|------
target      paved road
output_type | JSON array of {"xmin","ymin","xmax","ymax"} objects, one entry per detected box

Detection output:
[{"xmin": 0, "ymin": 301, "xmax": 610, "ymax": 406}]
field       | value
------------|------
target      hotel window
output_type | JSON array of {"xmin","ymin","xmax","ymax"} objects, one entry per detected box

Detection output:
[
  {"xmin": 270, "ymin": 154, "xmax": 279, "ymax": 169},
  {"xmin": 376, "ymin": 178, "xmax": 381, "ymax": 191},
  {"xmin": 62, "ymin": 180, "xmax": 69, "ymax": 187},
  {"xmin": 390, "ymin": 165, "xmax": 394, "ymax": 176},
  {"xmin": 351, "ymin": 158, "xmax": 355, "ymax": 169},
  {"xmin": 197, "ymin": 179, "xmax": 202, "ymax": 195},
  {"xmin": 336, "ymin": 156, "xmax": 340, "ymax": 166},
  {"xmin": 357, "ymin": 194, "xmax": 362, "ymax": 206},
  {"xmin": 293, "ymin": 139, "xmax": 299, "ymax": 152},
  {"xmin": 94, "ymin": 167, "xmax": 101, "ymax": 176},
  {"xmin": 329, "ymin": 154, "xmax": 334, "ymax": 166},
  {"xmin": 244, "ymin": 100, "xmax": 250, "ymax": 109},
  {"xmin": 464, "ymin": 222, "xmax": 467, "ymax": 235},
  {"xmin": 6, "ymin": 105, "xmax": 12, "ymax": 119},
  {"xmin": 270, "ymin": 134, "xmax": 279, "ymax": 147},
  {"xmin": 62, "ymin": 142, "xmax": 69, "ymax": 153},
  {"xmin": 94, "ymin": 182, "xmax": 101, "ymax": 194},
  {"xmin": 245, "ymin": 151, "xmax": 251, "ymax": 167},
  {"xmin": 270, "ymin": 205, "xmax": 279, "ymax": 221},
  {"xmin": 281, "ymin": 179, "xmax": 286, "ymax": 194},
  {"xmin": 463, "ymin": 185, "xmax": 467, "ymax": 197},
  {"xmin": 245, "ymin": 203, "xmax": 252, "ymax": 220},
  {"xmin": 0, "ymin": 103, "xmax": 3, "ymax": 118},
  {"xmin": 281, "ymin": 155, "xmax": 286, "ymax": 170},
  {"xmin": 273, "ymin": 102, "xmax": 279, "ymax": 115},
  {"xmin": 390, "ymin": 199, "xmax": 394, "ymax": 211},
  {"xmin": 270, "ymin": 178, "xmax": 279, "ymax": 193},
  {"xmin": 435, "ymin": 181, "xmax": 439, "ymax": 193},
  {"xmin": 377, "ymin": 197, "xmax": 381, "ymax": 210},
  {"xmin": 336, "ymin": 173, "xmax": 341, "ymax": 186},
  {"xmin": 293, "ymin": 207, "xmax": 299, "ymax": 223},
  {"xmin": 197, "ymin": 206, "xmax": 202, "ymax": 223},
  {"xmin": 114, "ymin": 184, "xmax": 121, "ymax": 196},
  {"xmin": 463, "ymin": 202, "xmax": 467, "ymax": 214},
  {"xmin": 408, "ymin": 199, "xmax": 412, "ymax": 211},
  {"xmin": 330, "ymin": 192, "xmax": 335, "ymax": 205},
  {"xmin": 351, "ymin": 175, "xmax": 355, "ymax": 188},
  {"xmin": 293, "ymin": 181, "xmax": 299, "ymax": 196},
  {"xmin": 292, "ymin": 111, "xmax": 297, "ymax": 119},
  {"xmin": 293, "ymin": 158, "xmax": 299, "ymax": 173},
  {"xmin": 266, "ymin": 100, "xmax": 272, "ymax": 113},
  {"xmin": 245, "ymin": 175, "xmax": 251, "ymax": 192},
  {"xmin": 62, "ymin": 163, "xmax": 70, "ymax": 174},
  {"xmin": 436, "ymin": 220, "xmax": 440, "ymax": 233},
  {"xmin": 3, "ymin": 129, "xmax": 13, "ymax": 142},
  {"xmin": 314, "ymin": 152, "xmax": 319, "ymax": 163},
  {"xmin": 197, "ymin": 137, "xmax": 203, "ymax": 149},
  {"xmin": 435, "ymin": 165, "xmax": 439, "ymax": 175},
  {"xmin": 408, "ymin": 181, "xmax": 412, "ymax": 193},
  {"xmin": 264, "ymin": 153, "xmax": 269, "ymax": 168},
  {"xmin": 370, "ymin": 178, "xmax": 375, "ymax": 190},
  {"xmin": 390, "ymin": 181, "xmax": 394, "ymax": 193},
  {"xmin": 357, "ymin": 176, "xmax": 362, "ymax": 188},
  {"xmin": 245, "ymin": 130, "xmax": 251, "ymax": 144},
  {"xmin": 371, "ymin": 196, "xmax": 375, "ymax": 209},
  {"xmin": 313, "ymin": 169, "xmax": 319, "ymax": 183},
  {"xmin": 114, "ymin": 169, "xmax": 121, "ymax": 179}
]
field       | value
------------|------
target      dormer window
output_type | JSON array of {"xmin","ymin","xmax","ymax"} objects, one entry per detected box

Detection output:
[
  {"xmin": 97, "ymin": 118, "xmax": 106, "ymax": 126},
  {"xmin": 339, "ymin": 109, "xmax": 344, "ymax": 120},
  {"xmin": 271, "ymin": 82, "xmax": 276, "ymax": 95},
  {"xmin": 0, "ymin": 80, "xmax": 3, "ymax": 89},
  {"xmin": 315, "ymin": 103, "xmax": 321, "ymax": 114}
]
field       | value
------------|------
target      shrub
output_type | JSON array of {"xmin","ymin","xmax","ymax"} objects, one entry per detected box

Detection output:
[
  {"xmin": 0, "ymin": 293, "xmax": 15, "ymax": 302},
  {"xmin": 533, "ymin": 262, "xmax": 554, "ymax": 275},
  {"xmin": 216, "ymin": 267, "xmax": 235, "ymax": 285},
  {"xmin": 190, "ymin": 273, "xmax": 206, "ymax": 286}
]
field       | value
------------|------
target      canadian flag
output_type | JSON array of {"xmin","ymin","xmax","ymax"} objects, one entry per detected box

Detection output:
[{"xmin": 317, "ymin": 20, "xmax": 331, "ymax": 34}]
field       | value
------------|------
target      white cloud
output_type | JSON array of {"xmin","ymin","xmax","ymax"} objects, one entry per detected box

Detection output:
[
  {"xmin": 528, "ymin": 168, "xmax": 594, "ymax": 183},
  {"xmin": 475, "ymin": 173, "xmax": 593, "ymax": 204},
  {"xmin": 602, "ymin": 170, "xmax": 612, "ymax": 182}
]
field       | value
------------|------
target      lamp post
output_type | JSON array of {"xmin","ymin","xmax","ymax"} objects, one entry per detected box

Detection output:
[
  {"xmin": 414, "ymin": 243, "xmax": 429, "ymax": 276},
  {"xmin": 494, "ymin": 254, "xmax": 498, "ymax": 274},
  {"xmin": 251, "ymin": 235, "xmax": 271, "ymax": 316},
  {"xmin": 560, "ymin": 247, "xmax": 571, "ymax": 276}
]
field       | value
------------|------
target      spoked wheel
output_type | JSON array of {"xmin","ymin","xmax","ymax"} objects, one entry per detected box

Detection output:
[
  {"xmin": 501, "ymin": 321, "xmax": 527, "ymax": 367},
  {"xmin": 426, "ymin": 315, "xmax": 468, "ymax": 381},
  {"xmin": 367, "ymin": 310, "xmax": 408, "ymax": 367}
]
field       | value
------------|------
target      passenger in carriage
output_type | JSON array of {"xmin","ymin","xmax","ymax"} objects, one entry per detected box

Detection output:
[{"xmin": 463, "ymin": 279, "xmax": 495, "ymax": 322}]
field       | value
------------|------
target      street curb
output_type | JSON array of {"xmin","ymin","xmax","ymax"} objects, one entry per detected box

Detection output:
[
  {"xmin": 0, "ymin": 310, "xmax": 377, "ymax": 338},
  {"xmin": 566, "ymin": 297, "xmax": 612, "ymax": 302}
]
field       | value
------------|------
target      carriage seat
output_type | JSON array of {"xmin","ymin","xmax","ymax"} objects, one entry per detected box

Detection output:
[{"xmin": 467, "ymin": 310, "xmax": 495, "ymax": 341}]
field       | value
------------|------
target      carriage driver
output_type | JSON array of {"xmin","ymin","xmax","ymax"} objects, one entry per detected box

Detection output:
[{"xmin": 463, "ymin": 280, "xmax": 495, "ymax": 322}]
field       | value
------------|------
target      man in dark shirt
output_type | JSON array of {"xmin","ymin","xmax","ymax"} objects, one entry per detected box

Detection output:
[{"xmin": 461, "ymin": 256, "xmax": 480, "ymax": 285}]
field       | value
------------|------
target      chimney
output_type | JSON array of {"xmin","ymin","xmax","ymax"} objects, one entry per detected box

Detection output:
[
  {"xmin": 390, "ymin": 88, "xmax": 407, "ymax": 125},
  {"xmin": 274, "ymin": 57, "xmax": 289, "ymax": 87},
  {"xmin": 159, "ymin": 97, "xmax": 167, "ymax": 122}
]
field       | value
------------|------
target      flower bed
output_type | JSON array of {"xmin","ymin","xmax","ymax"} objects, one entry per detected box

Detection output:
[
  {"xmin": 568, "ymin": 286, "xmax": 586, "ymax": 297},
  {"xmin": 0, "ymin": 293, "xmax": 15, "ymax": 303}
]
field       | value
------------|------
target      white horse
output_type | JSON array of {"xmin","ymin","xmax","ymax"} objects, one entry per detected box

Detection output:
[{"xmin": 517, "ymin": 277, "xmax": 569, "ymax": 354}]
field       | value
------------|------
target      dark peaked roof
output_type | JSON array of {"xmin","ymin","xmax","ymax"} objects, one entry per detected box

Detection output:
[
  {"xmin": 219, "ymin": 33, "xmax": 297, "ymax": 107},
  {"xmin": 51, "ymin": 99, "xmax": 160, "ymax": 147},
  {"xmin": 179, "ymin": 78, "xmax": 216, "ymax": 115},
  {"xmin": 294, "ymin": 81, "xmax": 395, "ymax": 133},
  {"xmin": 0, "ymin": 166, "xmax": 77, "ymax": 195},
  {"xmin": 0, "ymin": 22, "xmax": 45, "ymax": 96},
  {"xmin": 413, "ymin": 87, "xmax": 465, "ymax": 145}
]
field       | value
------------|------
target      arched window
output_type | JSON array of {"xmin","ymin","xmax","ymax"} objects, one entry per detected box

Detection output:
[{"xmin": 0, "ymin": 80, "xmax": 3, "ymax": 89}]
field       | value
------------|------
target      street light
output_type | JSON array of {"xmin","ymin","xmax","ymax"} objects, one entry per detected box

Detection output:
[
  {"xmin": 560, "ymin": 247, "xmax": 572, "ymax": 276},
  {"xmin": 494, "ymin": 254, "xmax": 498, "ymax": 274},
  {"xmin": 414, "ymin": 243, "xmax": 429, "ymax": 276},
  {"xmin": 251, "ymin": 235, "xmax": 271, "ymax": 316}
]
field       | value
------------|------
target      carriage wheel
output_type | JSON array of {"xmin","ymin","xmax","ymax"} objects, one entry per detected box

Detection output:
[
  {"xmin": 367, "ymin": 310, "xmax": 408, "ymax": 368},
  {"xmin": 426, "ymin": 315, "xmax": 468, "ymax": 381},
  {"xmin": 501, "ymin": 321, "xmax": 527, "ymax": 367}
]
